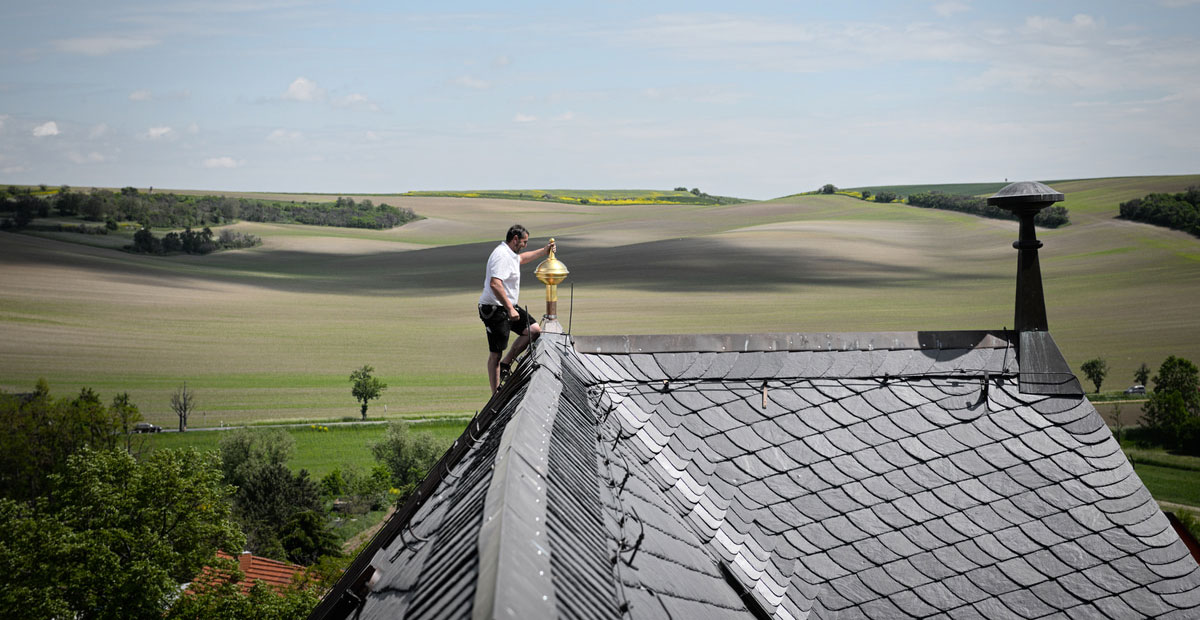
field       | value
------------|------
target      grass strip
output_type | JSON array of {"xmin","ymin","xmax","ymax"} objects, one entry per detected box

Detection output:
[
  {"xmin": 145, "ymin": 419, "xmax": 469, "ymax": 479},
  {"xmin": 1131, "ymin": 462, "xmax": 1200, "ymax": 507}
]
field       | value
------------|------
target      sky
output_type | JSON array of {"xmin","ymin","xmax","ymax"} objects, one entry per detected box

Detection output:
[{"xmin": 1, "ymin": 1, "xmax": 1198, "ymax": 200}]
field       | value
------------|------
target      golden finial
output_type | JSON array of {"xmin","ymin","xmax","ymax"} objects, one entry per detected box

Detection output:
[{"xmin": 535, "ymin": 238, "xmax": 569, "ymax": 332}]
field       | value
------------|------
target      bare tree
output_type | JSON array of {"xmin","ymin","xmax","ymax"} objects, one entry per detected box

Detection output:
[
  {"xmin": 1109, "ymin": 402, "xmax": 1125, "ymax": 443},
  {"xmin": 171, "ymin": 383, "xmax": 196, "ymax": 432}
]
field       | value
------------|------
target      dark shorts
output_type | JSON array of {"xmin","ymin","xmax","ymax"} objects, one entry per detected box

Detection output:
[{"xmin": 479, "ymin": 304, "xmax": 533, "ymax": 353}]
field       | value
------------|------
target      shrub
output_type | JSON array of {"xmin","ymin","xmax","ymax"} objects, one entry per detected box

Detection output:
[
  {"xmin": 908, "ymin": 190, "xmax": 1070, "ymax": 227},
  {"xmin": 371, "ymin": 423, "xmax": 450, "ymax": 502}
]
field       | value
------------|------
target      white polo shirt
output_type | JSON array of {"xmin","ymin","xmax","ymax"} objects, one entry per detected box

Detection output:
[{"xmin": 479, "ymin": 242, "xmax": 520, "ymax": 306}]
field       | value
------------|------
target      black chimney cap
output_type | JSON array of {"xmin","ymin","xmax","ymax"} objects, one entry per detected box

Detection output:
[{"xmin": 987, "ymin": 181, "xmax": 1064, "ymax": 207}]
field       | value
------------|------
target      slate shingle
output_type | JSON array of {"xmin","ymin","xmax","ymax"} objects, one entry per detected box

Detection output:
[{"xmin": 318, "ymin": 333, "xmax": 1200, "ymax": 620}]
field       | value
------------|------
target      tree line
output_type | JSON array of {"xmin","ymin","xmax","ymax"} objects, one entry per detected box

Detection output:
[
  {"xmin": 907, "ymin": 190, "xmax": 1070, "ymax": 227},
  {"xmin": 1119, "ymin": 186, "xmax": 1200, "ymax": 238},
  {"xmin": 0, "ymin": 380, "xmax": 449, "ymax": 619},
  {"xmin": 130, "ymin": 226, "xmax": 262, "ymax": 255},
  {"xmin": 2, "ymin": 185, "xmax": 420, "ymax": 231}
]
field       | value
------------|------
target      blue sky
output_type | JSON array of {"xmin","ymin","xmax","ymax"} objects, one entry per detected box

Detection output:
[{"xmin": 1, "ymin": 1, "xmax": 1197, "ymax": 199}]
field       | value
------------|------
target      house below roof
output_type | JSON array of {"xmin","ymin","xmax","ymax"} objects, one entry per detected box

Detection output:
[
  {"xmin": 311, "ymin": 331, "xmax": 1200, "ymax": 619},
  {"xmin": 191, "ymin": 550, "xmax": 305, "ymax": 595}
]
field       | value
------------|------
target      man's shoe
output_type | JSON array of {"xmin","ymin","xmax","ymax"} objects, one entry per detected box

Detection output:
[{"xmin": 499, "ymin": 361, "xmax": 513, "ymax": 383}]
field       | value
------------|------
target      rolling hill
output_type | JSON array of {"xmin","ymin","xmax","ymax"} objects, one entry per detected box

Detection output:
[{"xmin": 2, "ymin": 175, "xmax": 1198, "ymax": 426}]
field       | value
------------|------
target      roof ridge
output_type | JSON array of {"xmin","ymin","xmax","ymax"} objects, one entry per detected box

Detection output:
[
  {"xmin": 472, "ymin": 335, "xmax": 567, "ymax": 620},
  {"xmin": 574, "ymin": 330, "xmax": 1014, "ymax": 354}
]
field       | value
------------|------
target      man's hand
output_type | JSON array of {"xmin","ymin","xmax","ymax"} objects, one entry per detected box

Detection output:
[
  {"xmin": 507, "ymin": 306, "xmax": 519, "ymax": 321},
  {"xmin": 547, "ymin": 239, "xmax": 556, "ymax": 254}
]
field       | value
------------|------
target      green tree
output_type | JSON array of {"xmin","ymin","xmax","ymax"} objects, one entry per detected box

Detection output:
[
  {"xmin": 874, "ymin": 191, "xmax": 898, "ymax": 203},
  {"xmin": 166, "ymin": 580, "xmax": 320, "ymax": 620},
  {"xmin": 372, "ymin": 422, "xmax": 448, "ymax": 502},
  {"xmin": 0, "ymin": 448, "xmax": 243, "ymax": 620},
  {"xmin": 110, "ymin": 392, "xmax": 144, "ymax": 454},
  {"xmin": 0, "ymin": 380, "xmax": 124, "ymax": 501},
  {"xmin": 820, "ymin": 183, "xmax": 837, "ymax": 194},
  {"xmin": 234, "ymin": 464, "xmax": 324, "ymax": 560},
  {"xmin": 218, "ymin": 429, "xmax": 329, "ymax": 561},
  {"xmin": 1135, "ymin": 362, "xmax": 1151, "ymax": 387},
  {"xmin": 54, "ymin": 185, "xmax": 83, "ymax": 216},
  {"xmin": 1154, "ymin": 356, "xmax": 1200, "ymax": 408},
  {"xmin": 321, "ymin": 464, "xmax": 391, "ymax": 514},
  {"xmin": 350, "ymin": 365, "xmax": 387, "ymax": 420},
  {"xmin": 1081, "ymin": 358, "xmax": 1109, "ymax": 393},
  {"xmin": 1143, "ymin": 356, "xmax": 1200, "ymax": 453},
  {"xmin": 280, "ymin": 510, "xmax": 342, "ymax": 565},
  {"xmin": 218, "ymin": 428, "xmax": 295, "ymax": 489}
]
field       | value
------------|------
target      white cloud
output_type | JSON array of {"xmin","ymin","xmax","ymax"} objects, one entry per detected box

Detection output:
[
  {"xmin": 283, "ymin": 77, "xmax": 324, "ymax": 101},
  {"xmin": 0, "ymin": 114, "xmax": 8, "ymax": 133},
  {"xmin": 33, "ymin": 121, "xmax": 59, "ymax": 137},
  {"xmin": 185, "ymin": 123, "xmax": 200, "ymax": 135},
  {"xmin": 1160, "ymin": 0, "xmax": 1200, "ymax": 6},
  {"xmin": 334, "ymin": 93, "xmax": 380, "ymax": 111},
  {"xmin": 365, "ymin": 131, "xmax": 381, "ymax": 141},
  {"xmin": 266, "ymin": 128, "xmax": 303, "ymax": 143},
  {"xmin": 89, "ymin": 123, "xmax": 110, "ymax": 139},
  {"xmin": 553, "ymin": 111, "xmax": 575, "ymax": 121},
  {"xmin": 68, "ymin": 151, "xmax": 106, "ymax": 164},
  {"xmin": 642, "ymin": 85, "xmax": 749, "ymax": 104},
  {"xmin": 625, "ymin": 12, "xmax": 1197, "ymax": 97},
  {"xmin": 129, "ymin": 89, "xmax": 152, "ymax": 101},
  {"xmin": 145, "ymin": 126, "xmax": 174, "ymax": 140},
  {"xmin": 203, "ymin": 156, "xmax": 242, "ymax": 169},
  {"xmin": 514, "ymin": 113, "xmax": 537, "ymax": 123},
  {"xmin": 932, "ymin": 2, "xmax": 969, "ymax": 17},
  {"xmin": 455, "ymin": 75, "xmax": 490, "ymax": 89},
  {"xmin": 1021, "ymin": 14, "xmax": 1098, "ymax": 36},
  {"xmin": 493, "ymin": 55, "xmax": 512, "ymax": 68},
  {"xmin": 53, "ymin": 36, "xmax": 159, "ymax": 56}
]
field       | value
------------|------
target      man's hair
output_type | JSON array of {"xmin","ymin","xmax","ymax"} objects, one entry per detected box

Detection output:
[{"xmin": 505, "ymin": 224, "xmax": 528, "ymax": 242}]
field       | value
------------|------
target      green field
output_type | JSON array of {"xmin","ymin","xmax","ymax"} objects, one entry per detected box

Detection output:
[
  {"xmin": 142, "ymin": 419, "xmax": 469, "ymax": 480},
  {"xmin": 3, "ymin": 175, "xmax": 1200, "ymax": 430}
]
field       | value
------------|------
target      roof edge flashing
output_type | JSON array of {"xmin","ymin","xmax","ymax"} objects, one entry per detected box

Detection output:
[
  {"xmin": 573, "ymin": 330, "xmax": 1013, "ymax": 354},
  {"xmin": 1017, "ymin": 331, "xmax": 1084, "ymax": 396}
]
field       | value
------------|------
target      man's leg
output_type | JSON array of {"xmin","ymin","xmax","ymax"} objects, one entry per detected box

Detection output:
[
  {"xmin": 501, "ymin": 322, "xmax": 541, "ymax": 367},
  {"xmin": 487, "ymin": 350, "xmax": 502, "ymax": 394}
]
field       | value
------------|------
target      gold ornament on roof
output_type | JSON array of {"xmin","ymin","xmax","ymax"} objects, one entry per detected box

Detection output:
[{"xmin": 535, "ymin": 239, "xmax": 569, "ymax": 302}]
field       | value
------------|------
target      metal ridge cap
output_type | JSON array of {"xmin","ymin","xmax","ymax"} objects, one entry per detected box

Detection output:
[
  {"xmin": 572, "ymin": 330, "xmax": 1015, "ymax": 354},
  {"xmin": 472, "ymin": 343, "xmax": 564, "ymax": 620}
]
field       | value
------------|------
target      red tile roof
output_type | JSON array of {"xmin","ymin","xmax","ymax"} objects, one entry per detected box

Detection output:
[{"xmin": 190, "ymin": 550, "xmax": 306, "ymax": 595}]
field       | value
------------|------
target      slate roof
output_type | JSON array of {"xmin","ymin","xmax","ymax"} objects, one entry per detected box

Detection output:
[{"xmin": 311, "ymin": 330, "xmax": 1200, "ymax": 620}]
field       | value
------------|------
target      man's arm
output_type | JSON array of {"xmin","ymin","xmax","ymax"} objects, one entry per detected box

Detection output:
[
  {"xmin": 489, "ymin": 277, "xmax": 518, "ymax": 320},
  {"xmin": 517, "ymin": 239, "xmax": 556, "ymax": 265}
]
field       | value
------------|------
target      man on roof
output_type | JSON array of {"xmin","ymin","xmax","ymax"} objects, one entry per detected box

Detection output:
[{"xmin": 478, "ymin": 224, "xmax": 555, "ymax": 393}]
